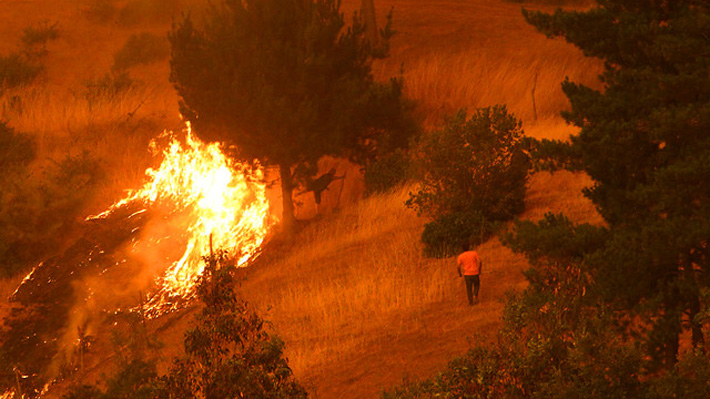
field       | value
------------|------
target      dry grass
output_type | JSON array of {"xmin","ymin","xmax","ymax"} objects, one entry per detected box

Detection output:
[
  {"xmin": 0, "ymin": 0, "xmax": 609, "ymax": 398},
  {"xmin": 237, "ymin": 168, "xmax": 602, "ymax": 398},
  {"xmin": 400, "ymin": 49, "xmax": 601, "ymax": 127}
]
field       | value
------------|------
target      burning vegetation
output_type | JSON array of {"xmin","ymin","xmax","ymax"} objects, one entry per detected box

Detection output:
[
  {"xmin": 86, "ymin": 123, "xmax": 275, "ymax": 317},
  {"xmin": 4, "ymin": 123, "xmax": 276, "ymax": 395}
]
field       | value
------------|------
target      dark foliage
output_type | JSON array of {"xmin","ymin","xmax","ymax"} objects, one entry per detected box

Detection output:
[
  {"xmin": 0, "ymin": 52, "xmax": 42, "ymax": 92},
  {"xmin": 83, "ymin": 71, "xmax": 135, "ymax": 103},
  {"xmin": 407, "ymin": 106, "xmax": 530, "ymax": 256},
  {"xmin": 522, "ymin": 0, "xmax": 710, "ymax": 369},
  {"xmin": 169, "ymin": 0, "xmax": 417, "ymax": 233},
  {"xmin": 21, "ymin": 21, "xmax": 60, "ymax": 48},
  {"xmin": 113, "ymin": 33, "xmax": 169, "ymax": 71},
  {"xmin": 364, "ymin": 148, "xmax": 410, "ymax": 194},
  {"xmin": 60, "ymin": 252, "xmax": 307, "ymax": 399}
]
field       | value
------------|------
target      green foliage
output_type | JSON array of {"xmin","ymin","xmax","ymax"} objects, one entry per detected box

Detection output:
[
  {"xmin": 113, "ymin": 32, "xmax": 169, "ymax": 71},
  {"xmin": 21, "ymin": 21, "xmax": 60, "ymax": 48},
  {"xmin": 170, "ymin": 0, "xmax": 416, "ymax": 232},
  {"xmin": 407, "ymin": 106, "xmax": 530, "ymax": 256},
  {"xmin": 0, "ymin": 53, "xmax": 42, "ymax": 92}
]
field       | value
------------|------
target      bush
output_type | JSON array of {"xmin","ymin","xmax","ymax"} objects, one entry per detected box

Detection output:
[
  {"xmin": 113, "ymin": 32, "xmax": 169, "ymax": 71},
  {"xmin": 83, "ymin": 71, "xmax": 135, "ymax": 103},
  {"xmin": 0, "ymin": 121, "xmax": 35, "ymax": 172},
  {"xmin": 407, "ymin": 106, "xmax": 530, "ymax": 255},
  {"xmin": 85, "ymin": 0, "xmax": 180, "ymax": 26},
  {"xmin": 118, "ymin": 0, "xmax": 181, "ymax": 26},
  {"xmin": 56, "ymin": 253, "xmax": 307, "ymax": 399},
  {"xmin": 85, "ymin": 0, "xmax": 117, "ymax": 24},
  {"xmin": 0, "ymin": 53, "xmax": 42, "ymax": 92},
  {"xmin": 421, "ymin": 210, "xmax": 494, "ymax": 258},
  {"xmin": 21, "ymin": 21, "xmax": 60, "ymax": 48},
  {"xmin": 364, "ymin": 149, "xmax": 410, "ymax": 194},
  {"xmin": 0, "ymin": 151, "xmax": 102, "ymax": 277}
]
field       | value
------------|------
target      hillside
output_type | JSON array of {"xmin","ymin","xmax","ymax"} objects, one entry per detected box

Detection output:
[{"xmin": 0, "ymin": 0, "xmax": 604, "ymax": 398}]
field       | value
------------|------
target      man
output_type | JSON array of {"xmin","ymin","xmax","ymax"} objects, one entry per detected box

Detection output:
[{"xmin": 457, "ymin": 244, "xmax": 482, "ymax": 305}]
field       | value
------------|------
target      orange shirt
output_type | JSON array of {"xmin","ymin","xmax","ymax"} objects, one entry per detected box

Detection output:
[{"xmin": 457, "ymin": 251, "xmax": 481, "ymax": 276}]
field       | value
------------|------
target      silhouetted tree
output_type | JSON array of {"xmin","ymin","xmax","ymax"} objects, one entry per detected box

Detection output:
[
  {"xmin": 406, "ymin": 106, "xmax": 530, "ymax": 256},
  {"xmin": 169, "ymin": 0, "xmax": 416, "ymax": 234},
  {"xmin": 523, "ymin": 0, "xmax": 710, "ymax": 368}
]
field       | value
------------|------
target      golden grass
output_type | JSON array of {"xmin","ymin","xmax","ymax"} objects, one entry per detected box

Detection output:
[
  {"xmin": 400, "ymin": 48, "xmax": 601, "ymax": 127},
  {"xmin": 0, "ymin": 0, "xmax": 610, "ymax": 397},
  {"xmin": 237, "ymin": 167, "xmax": 602, "ymax": 397}
]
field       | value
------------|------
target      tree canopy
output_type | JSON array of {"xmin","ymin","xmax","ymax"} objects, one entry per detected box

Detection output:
[
  {"xmin": 406, "ymin": 106, "xmax": 530, "ymax": 256},
  {"xmin": 523, "ymin": 0, "xmax": 710, "ymax": 367},
  {"xmin": 170, "ymin": 0, "xmax": 416, "ymax": 233}
]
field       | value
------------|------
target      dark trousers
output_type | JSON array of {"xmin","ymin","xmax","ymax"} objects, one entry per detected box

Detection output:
[{"xmin": 464, "ymin": 275, "xmax": 480, "ymax": 305}]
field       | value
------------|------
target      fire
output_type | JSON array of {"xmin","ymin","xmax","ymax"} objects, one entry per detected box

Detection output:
[{"xmin": 89, "ymin": 123, "xmax": 275, "ymax": 317}]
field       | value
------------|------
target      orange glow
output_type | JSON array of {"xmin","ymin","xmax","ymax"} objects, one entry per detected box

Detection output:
[{"xmin": 89, "ymin": 123, "xmax": 275, "ymax": 317}]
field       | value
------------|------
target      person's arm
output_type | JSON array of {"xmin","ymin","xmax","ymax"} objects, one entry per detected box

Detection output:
[{"xmin": 457, "ymin": 258, "xmax": 462, "ymax": 277}]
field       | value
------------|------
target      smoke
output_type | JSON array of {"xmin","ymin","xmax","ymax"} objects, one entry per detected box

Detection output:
[{"xmin": 47, "ymin": 206, "xmax": 192, "ymax": 377}]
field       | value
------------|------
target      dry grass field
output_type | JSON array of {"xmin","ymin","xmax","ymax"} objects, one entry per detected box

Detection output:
[{"xmin": 0, "ymin": 0, "xmax": 605, "ymax": 398}]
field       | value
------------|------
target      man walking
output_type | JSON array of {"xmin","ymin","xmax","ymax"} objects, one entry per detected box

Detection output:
[{"xmin": 457, "ymin": 244, "xmax": 482, "ymax": 305}]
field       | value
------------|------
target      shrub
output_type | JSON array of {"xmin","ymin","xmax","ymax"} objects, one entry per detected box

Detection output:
[
  {"xmin": 113, "ymin": 32, "xmax": 169, "ymax": 71},
  {"xmin": 0, "ymin": 53, "xmax": 42, "ymax": 92},
  {"xmin": 83, "ymin": 71, "xmax": 135, "ymax": 103},
  {"xmin": 56, "ymin": 252, "xmax": 307, "ymax": 399},
  {"xmin": 0, "ymin": 151, "xmax": 102, "ymax": 277},
  {"xmin": 118, "ymin": 0, "xmax": 181, "ymax": 26},
  {"xmin": 85, "ymin": 0, "xmax": 117, "ymax": 24},
  {"xmin": 364, "ymin": 149, "xmax": 410, "ymax": 194},
  {"xmin": 407, "ymin": 106, "xmax": 530, "ymax": 256},
  {"xmin": 21, "ymin": 21, "xmax": 60, "ymax": 48},
  {"xmin": 421, "ymin": 210, "xmax": 494, "ymax": 258},
  {"xmin": 0, "ymin": 121, "xmax": 35, "ymax": 172}
]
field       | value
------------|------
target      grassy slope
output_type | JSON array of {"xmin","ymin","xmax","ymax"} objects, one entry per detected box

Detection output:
[{"xmin": 0, "ymin": 0, "xmax": 604, "ymax": 398}]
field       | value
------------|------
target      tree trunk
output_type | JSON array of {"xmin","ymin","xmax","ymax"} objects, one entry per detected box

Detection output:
[
  {"xmin": 361, "ymin": 0, "xmax": 378, "ymax": 47},
  {"xmin": 279, "ymin": 163, "xmax": 296, "ymax": 236}
]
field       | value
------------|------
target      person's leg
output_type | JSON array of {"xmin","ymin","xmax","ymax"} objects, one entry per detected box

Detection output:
[
  {"xmin": 472, "ymin": 275, "xmax": 480, "ymax": 300},
  {"xmin": 464, "ymin": 275, "xmax": 474, "ymax": 305}
]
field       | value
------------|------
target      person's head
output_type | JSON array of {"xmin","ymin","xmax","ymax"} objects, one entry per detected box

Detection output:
[{"xmin": 460, "ymin": 241, "xmax": 470, "ymax": 253}]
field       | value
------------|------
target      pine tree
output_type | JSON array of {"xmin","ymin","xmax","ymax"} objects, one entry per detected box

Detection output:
[
  {"xmin": 169, "ymin": 0, "xmax": 416, "ymax": 234},
  {"xmin": 523, "ymin": 0, "xmax": 710, "ymax": 367}
]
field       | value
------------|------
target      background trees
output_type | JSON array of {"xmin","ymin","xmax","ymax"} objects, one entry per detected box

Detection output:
[
  {"xmin": 169, "ymin": 0, "xmax": 416, "ymax": 234},
  {"xmin": 406, "ymin": 106, "xmax": 530, "ymax": 256}
]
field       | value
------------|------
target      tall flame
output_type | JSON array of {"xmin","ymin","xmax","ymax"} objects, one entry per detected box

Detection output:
[{"xmin": 90, "ymin": 123, "xmax": 275, "ymax": 316}]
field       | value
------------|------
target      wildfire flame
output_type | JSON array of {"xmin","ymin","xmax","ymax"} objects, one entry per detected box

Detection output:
[{"xmin": 89, "ymin": 123, "xmax": 275, "ymax": 317}]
